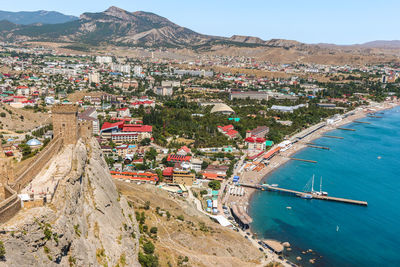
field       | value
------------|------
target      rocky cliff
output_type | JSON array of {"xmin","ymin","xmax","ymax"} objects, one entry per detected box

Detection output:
[{"xmin": 0, "ymin": 138, "xmax": 140, "ymax": 267}]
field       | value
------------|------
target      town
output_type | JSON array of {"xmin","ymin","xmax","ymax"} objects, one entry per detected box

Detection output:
[{"xmin": 0, "ymin": 41, "xmax": 399, "ymax": 266}]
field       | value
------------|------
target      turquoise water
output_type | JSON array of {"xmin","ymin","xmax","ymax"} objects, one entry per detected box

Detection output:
[{"xmin": 249, "ymin": 107, "xmax": 400, "ymax": 267}]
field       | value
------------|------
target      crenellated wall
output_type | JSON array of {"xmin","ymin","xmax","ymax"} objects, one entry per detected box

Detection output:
[
  {"xmin": 11, "ymin": 137, "xmax": 63, "ymax": 192},
  {"xmin": 0, "ymin": 104, "xmax": 93, "ymax": 223},
  {"xmin": 0, "ymin": 185, "xmax": 21, "ymax": 224}
]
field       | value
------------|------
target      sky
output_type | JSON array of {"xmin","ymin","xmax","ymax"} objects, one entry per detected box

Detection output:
[{"xmin": 4, "ymin": 0, "xmax": 400, "ymax": 45}]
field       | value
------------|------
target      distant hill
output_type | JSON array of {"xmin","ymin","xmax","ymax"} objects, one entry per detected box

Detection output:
[
  {"xmin": 0, "ymin": 10, "xmax": 77, "ymax": 25},
  {"xmin": 359, "ymin": 40, "xmax": 400, "ymax": 49},
  {"xmin": 0, "ymin": 6, "xmax": 399, "ymax": 65}
]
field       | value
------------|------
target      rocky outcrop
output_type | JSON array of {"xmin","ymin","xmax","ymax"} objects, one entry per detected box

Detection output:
[{"xmin": 0, "ymin": 138, "xmax": 140, "ymax": 267}]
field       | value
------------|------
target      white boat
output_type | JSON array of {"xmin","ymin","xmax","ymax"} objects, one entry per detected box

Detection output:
[{"xmin": 305, "ymin": 175, "xmax": 328, "ymax": 196}]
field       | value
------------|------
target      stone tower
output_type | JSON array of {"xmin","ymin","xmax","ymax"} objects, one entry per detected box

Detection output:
[{"xmin": 52, "ymin": 104, "xmax": 79, "ymax": 145}]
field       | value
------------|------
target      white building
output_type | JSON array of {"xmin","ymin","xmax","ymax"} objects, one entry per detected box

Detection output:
[
  {"xmin": 154, "ymin": 87, "xmax": 173, "ymax": 96},
  {"xmin": 134, "ymin": 65, "xmax": 143, "ymax": 76},
  {"xmin": 161, "ymin": 80, "xmax": 180, "ymax": 87},
  {"xmin": 95, "ymin": 56, "xmax": 113, "ymax": 64},
  {"xmin": 111, "ymin": 63, "xmax": 131, "ymax": 74},
  {"xmin": 88, "ymin": 72, "xmax": 100, "ymax": 84}
]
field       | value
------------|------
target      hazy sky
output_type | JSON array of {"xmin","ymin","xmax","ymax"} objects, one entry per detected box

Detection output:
[{"xmin": 4, "ymin": 0, "xmax": 400, "ymax": 44}]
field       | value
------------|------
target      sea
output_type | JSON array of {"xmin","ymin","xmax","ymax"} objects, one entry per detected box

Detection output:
[{"xmin": 249, "ymin": 106, "xmax": 400, "ymax": 267}]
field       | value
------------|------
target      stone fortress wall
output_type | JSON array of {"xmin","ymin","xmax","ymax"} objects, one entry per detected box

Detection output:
[{"xmin": 0, "ymin": 104, "xmax": 92, "ymax": 224}]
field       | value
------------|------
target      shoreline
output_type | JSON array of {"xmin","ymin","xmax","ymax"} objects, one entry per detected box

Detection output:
[
  {"xmin": 242, "ymin": 100, "xmax": 400, "ymax": 204},
  {"xmin": 231, "ymin": 100, "xmax": 399, "ymax": 265}
]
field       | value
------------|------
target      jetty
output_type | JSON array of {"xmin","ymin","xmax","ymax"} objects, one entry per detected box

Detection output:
[
  {"xmin": 353, "ymin": 120, "xmax": 371, "ymax": 124},
  {"xmin": 323, "ymin": 135, "xmax": 344, "ymax": 139},
  {"xmin": 290, "ymin": 158, "xmax": 317, "ymax": 163},
  {"xmin": 367, "ymin": 115, "xmax": 382, "ymax": 118},
  {"xmin": 307, "ymin": 145, "xmax": 330, "ymax": 150},
  {"xmin": 240, "ymin": 184, "xmax": 368, "ymax": 206},
  {"xmin": 337, "ymin": 127, "xmax": 356, "ymax": 131}
]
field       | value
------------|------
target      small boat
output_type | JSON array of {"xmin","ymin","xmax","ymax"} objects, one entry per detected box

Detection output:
[
  {"xmin": 270, "ymin": 184, "xmax": 279, "ymax": 187},
  {"xmin": 286, "ymin": 206, "xmax": 292, "ymax": 210},
  {"xmin": 377, "ymin": 156, "xmax": 382, "ymax": 160},
  {"xmin": 300, "ymin": 193, "xmax": 313, "ymax": 199},
  {"xmin": 336, "ymin": 225, "xmax": 340, "ymax": 232}
]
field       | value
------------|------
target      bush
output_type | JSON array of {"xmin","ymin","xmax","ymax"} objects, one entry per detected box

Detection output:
[
  {"xmin": 143, "ymin": 241, "xmax": 155, "ymax": 254},
  {"xmin": 150, "ymin": 227, "xmax": 158, "ymax": 234},
  {"xmin": 138, "ymin": 252, "xmax": 159, "ymax": 267},
  {"xmin": 177, "ymin": 215, "xmax": 184, "ymax": 221},
  {"xmin": 200, "ymin": 190, "xmax": 208, "ymax": 196},
  {"xmin": 0, "ymin": 112, "xmax": 5, "ymax": 118},
  {"xmin": 0, "ymin": 241, "xmax": 5, "ymax": 259}
]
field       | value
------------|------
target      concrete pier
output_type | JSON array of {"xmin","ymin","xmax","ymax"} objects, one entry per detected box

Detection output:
[
  {"xmin": 353, "ymin": 121, "xmax": 371, "ymax": 124},
  {"xmin": 337, "ymin": 127, "xmax": 356, "ymax": 131},
  {"xmin": 323, "ymin": 135, "xmax": 344, "ymax": 139},
  {"xmin": 240, "ymin": 184, "xmax": 368, "ymax": 206},
  {"xmin": 307, "ymin": 145, "xmax": 330, "ymax": 150},
  {"xmin": 289, "ymin": 158, "xmax": 317, "ymax": 163}
]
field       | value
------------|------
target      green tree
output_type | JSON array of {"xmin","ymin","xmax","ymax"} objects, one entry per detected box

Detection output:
[
  {"xmin": 208, "ymin": 180, "xmax": 221, "ymax": 190},
  {"xmin": 143, "ymin": 241, "xmax": 155, "ymax": 254}
]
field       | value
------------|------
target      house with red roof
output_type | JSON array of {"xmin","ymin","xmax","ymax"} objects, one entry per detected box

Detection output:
[
  {"xmin": 167, "ymin": 154, "xmax": 192, "ymax": 163},
  {"xmin": 117, "ymin": 107, "xmax": 130, "ymax": 117},
  {"xmin": 100, "ymin": 121, "xmax": 152, "ymax": 144},
  {"xmin": 177, "ymin": 146, "xmax": 191, "ymax": 156},
  {"xmin": 217, "ymin": 124, "xmax": 240, "ymax": 139},
  {"xmin": 245, "ymin": 136, "xmax": 267, "ymax": 151}
]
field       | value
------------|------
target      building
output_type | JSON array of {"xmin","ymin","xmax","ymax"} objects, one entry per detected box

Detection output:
[
  {"xmin": 88, "ymin": 72, "xmax": 100, "ymax": 84},
  {"xmin": 111, "ymin": 63, "xmax": 131, "ymax": 74},
  {"xmin": 117, "ymin": 107, "xmax": 131, "ymax": 118},
  {"xmin": 246, "ymin": 126, "xmax": 269, "ymax": 138},
  {"xmin": 174, "ymin": 69, "xmax": 213, "ymax": 77},
  {"xmin": 172, "ymin": 162, "xmax": 196, "ymax": 186},
  {"xmin": 167, "ymin": 154, "xmax": 192, "ymax": 163},
  {"xmin": 190, "ymin": 158, "xmax": 203, "ymax": 172},
  {"xmin": 162, "ymin": 167, "xmax": 174, "ymax": 183},
  {"xmin": 217, "ymin": 125, "xmax": 240, "ymax": 139},
  {"xmin": 95, "ymin": 56, "xmax": 113, "ymax": 64},
  {"xmin": 100, "ymin": 122, "xmax": 152, "ymax": 144},
  {"xmin": 177, "ymin": 146, "xmax": 191, "ymax": 156},
  {"xmin": 78, "ymin": 107, "xmax": 100, "ymax": 135},
  {"xmin": 154, "ymin": 87, "xmax": 173, "ymax": 96},
  {"xmin": 202, "ymin": 165, "xmax": 228, "ymax": 181},
  {"xmin": 244, "ymin": 137, "xmax": 267, "ymax": 150},
  {"xmin": 133, "ymin": 65, "xmax": 143, "ymax": 76},
  {"xmin": 210, "ymin": 103, "xmax": 235, "ymax": 115},
  {"xmin": 270, "ymin": 104, "xmax": 306, "ymax": 113},
  {"xmin": 161, "ymin": 80, "xmax": 180, "ymax": 87},
  {"xmin": 230, "ymin": 91, "xmax": 270, "ymax": 101}
]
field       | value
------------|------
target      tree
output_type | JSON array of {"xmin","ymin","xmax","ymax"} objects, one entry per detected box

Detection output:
[
  {"xmin": 150, "ymin": 227, "xmax": 158, "ymax": 234},
  {"xmin": 208, "ymin": 180, "xmax": 221, "ymax": 190},
  {"xmin": 201, "ymin": 161, "xmax": 209, "ymax": 170},
  {"xmin": 145, "ymin": 148, "xmax": 157, "ymax": 161},
  {"xmin": 140, "ymin": 138, "xmax": 151, "ymax": 146},
  {"xmin": 143, "ymin": 241, "xmax": 155, "ymax": 254}
]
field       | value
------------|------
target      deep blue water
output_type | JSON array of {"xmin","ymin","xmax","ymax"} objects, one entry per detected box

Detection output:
[{"xmin": 249, "ymin": 107, "xmax": 400, "ymax": 267}]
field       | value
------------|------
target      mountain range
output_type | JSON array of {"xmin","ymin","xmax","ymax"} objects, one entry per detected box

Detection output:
[
  {"xmin": 0, "ymin": 6, "xmax": 399, "ymax": 54},
  {"xmin": 0, "ymin": 10, "xmax": 77, "ymax": 25}
]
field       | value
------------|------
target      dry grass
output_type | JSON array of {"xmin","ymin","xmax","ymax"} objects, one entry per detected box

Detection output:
[{"xmin": 115, "ymin": 181, "xmax": 263, "ymax": 267}]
